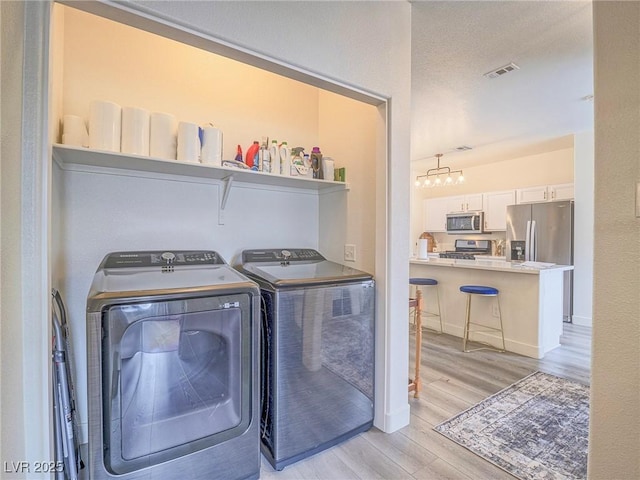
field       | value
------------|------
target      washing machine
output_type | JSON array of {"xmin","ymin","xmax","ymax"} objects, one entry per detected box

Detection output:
[
  {"xmin": 236, "ymin": 248, "xmax": 375, "ymax": 470},
  {"xmin": 86, "ymin": 251, "xmax": 260, "ymax": 479}
]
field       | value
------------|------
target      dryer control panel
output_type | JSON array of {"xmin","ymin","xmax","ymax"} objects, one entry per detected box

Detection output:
[
  {"xmin": 242, "ymin": 249, "xmax": 325, "ymax": 263},
  {"xmin": 101, "ymin": 250, "xmax": 224, "ymax": 268}
]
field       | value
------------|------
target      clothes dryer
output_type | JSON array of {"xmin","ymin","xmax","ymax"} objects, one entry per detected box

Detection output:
[
  {"xmin": 86, "ymin": 251, "xmax": 260, "ymax": 480},
  {"xmin": 236, "ymin": 248, "xmax": 375, "ymax": 470}
]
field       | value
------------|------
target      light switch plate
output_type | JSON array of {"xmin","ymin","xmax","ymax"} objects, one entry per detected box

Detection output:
[{"xmin": 344, "ymin": 244, "xmax": 356, "ymax": 262}]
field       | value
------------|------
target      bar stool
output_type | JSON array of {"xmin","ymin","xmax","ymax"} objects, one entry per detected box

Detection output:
[
  {"xmin": 459, "ymin": 285, "xmax": 506, "ymax": 353},
  {"xmin": 408, "ymin": 277, "xmax": 442, "ymax": 399},
  {"xmin": 410, "ymin": 278, "xmax": 443, "ymax": 334}
]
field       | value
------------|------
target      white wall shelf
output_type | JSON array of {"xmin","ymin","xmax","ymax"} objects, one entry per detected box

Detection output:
[{"xmin": 52, "ymin": 144, "xmax": 350, "ymax": 198}]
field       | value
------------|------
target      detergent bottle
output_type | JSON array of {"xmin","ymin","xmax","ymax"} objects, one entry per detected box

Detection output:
[
  {"xmin": 303, "ymin": 153, "xmax": 312, "ymax": 178},
  {"xmin": 260, "ymin": 140, "xmax": 271, "ymax": 173},
  {"xmin": 279, "ymin": 142, "xmax": 291, "ymax": 176},
  {"xmin": 310, "ymin": 146, "xmax": 323, "ymax": 179},
  {"xmin": 269, "ymin": 140, "xmax": 280, "ymax": 175},
  {"xmin": 245, "ymin": 141, "xmax": 260, "ymax": 169}
]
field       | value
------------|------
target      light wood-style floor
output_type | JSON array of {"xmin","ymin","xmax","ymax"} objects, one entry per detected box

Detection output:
[{"xmin": 261, "ymin": 323, "xmax": 591, "ymax": 480}]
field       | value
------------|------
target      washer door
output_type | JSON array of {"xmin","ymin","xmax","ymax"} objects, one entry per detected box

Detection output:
[
  {"xmin": 262, "ymin": 281, "xmax": 375, "ymax": 463},
  {"xmin": 102, "ymin": 294, "xmax": 253, "ymax": 475}
]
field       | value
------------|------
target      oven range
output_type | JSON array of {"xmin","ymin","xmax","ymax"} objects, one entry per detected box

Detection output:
[{"xmin": 439, "ymin": 239, "xmax": 492, "ymax": 260}]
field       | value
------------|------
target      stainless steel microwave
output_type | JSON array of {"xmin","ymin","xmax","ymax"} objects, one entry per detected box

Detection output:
[{"xmin": 446, "ymin": 211, "xmax": 485, "ymax": 234}]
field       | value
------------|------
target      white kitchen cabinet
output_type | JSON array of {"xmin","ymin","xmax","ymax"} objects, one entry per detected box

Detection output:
[
  {"xmin": 516, "ymin": 183, "xmax": 574, "ymax": 204},
  {"xmin": 549, "ymin": 183, "xmax": 574, "ymax": 201},
  {"xmin": 445, "ymin": 194, "xmax": 483, "ymax": 213},
  {"xmin": 464, "ymin": 193, "xmax": 484, "ymax": 212},
  {"xmin": 423, "ymin": 197, "xmax": 449, "ymax": 232},
  {"xmin": 424, "ymin": 183, "xmax": 572, "ymax": 235},
  {"xmin": 483, "ymin": 190, "xmax": 516, "ymax": 231},
  {"xmin": 516, "ymin": 185, "xmax": 550, "ymax": 203},
  {"xmin": 444, "ymin": 196, "xmax": 465, "ymax": 213}
]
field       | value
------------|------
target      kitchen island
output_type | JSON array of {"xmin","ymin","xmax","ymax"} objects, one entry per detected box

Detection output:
[{"xmin": 410, "ymin": 257, "xmax": 574, "ymax": 359}]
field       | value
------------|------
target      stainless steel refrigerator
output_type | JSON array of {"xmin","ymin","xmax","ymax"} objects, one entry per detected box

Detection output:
[{"xmin": 506, "ymin": 200, "xmax": 574, "ymax": 321}]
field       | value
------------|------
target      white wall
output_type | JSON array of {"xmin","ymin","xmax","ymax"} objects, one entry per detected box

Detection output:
[
  {"xmin": 589, "ymin": 2, "xmax": 640, "ymax": 478},
  {"xmin": 572, "ymin": 131, "xmax": 594, "ymax": 327},
  {"xmin": 417, "ymin": 146, "xmax": 575, "ymax": 197},
  {"xmin": 318, "ymin": 90, "xmax": 378, "ymax": 274},
  {"xmin": 1, "ymin": 0, "xmax": 28, "ymax": 465},
  {"xmin": 60, "ymin": 6, "xmax": 321, "ymax": 160},
  {"xmin": 1, "ymin": 0, "xmax": 53, "ymax": 469}
]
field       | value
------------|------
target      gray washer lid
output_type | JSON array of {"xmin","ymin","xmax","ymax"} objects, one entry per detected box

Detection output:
[{"xmin": 240, "ymin": 260, "xmax": 372, "ymax": 287}]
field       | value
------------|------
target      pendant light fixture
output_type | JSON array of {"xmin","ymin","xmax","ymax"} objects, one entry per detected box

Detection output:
[{"xmin": 414, "ymin": 153, "xmax": 464, "ymax": 188}]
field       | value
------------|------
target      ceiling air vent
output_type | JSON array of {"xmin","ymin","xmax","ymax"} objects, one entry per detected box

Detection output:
[{"xmin": 483, "ymin": 62, "xmax": 520, "ymax": 79}]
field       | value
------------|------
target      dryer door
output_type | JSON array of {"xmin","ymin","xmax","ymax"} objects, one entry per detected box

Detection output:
[{"xmin": 102, "ymin": 293, "xmax": 253, "ymax": 475}]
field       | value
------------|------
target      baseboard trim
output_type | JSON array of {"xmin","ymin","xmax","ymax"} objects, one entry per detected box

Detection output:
[
  {"xmin": 374, "ymin": 403, "xmax": 410, "ymax": 433},
  {"xmin": 571, "ymin": 315, "xmax": 592, "ymax": 327}
]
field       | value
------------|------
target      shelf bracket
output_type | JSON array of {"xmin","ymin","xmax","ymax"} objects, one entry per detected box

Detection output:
[{"xmin": 221, "ymin": 174, "xmax": 234, "ymax": 210}]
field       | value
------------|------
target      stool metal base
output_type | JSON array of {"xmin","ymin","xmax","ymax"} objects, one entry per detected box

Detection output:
[{"xmin": 462, "ymin": 291, "xmax": 506, "ymax": 353}]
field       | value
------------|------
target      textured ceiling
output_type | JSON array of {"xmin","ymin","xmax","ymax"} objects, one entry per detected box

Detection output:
[{"xmin": 410, "ymin": 1, "xmax": 594, "ymax": 171}]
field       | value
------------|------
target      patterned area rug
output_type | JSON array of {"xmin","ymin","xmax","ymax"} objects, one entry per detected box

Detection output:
[{"xmin": 434, "ymin": 371, "xmax": 589, "ymax": 480}]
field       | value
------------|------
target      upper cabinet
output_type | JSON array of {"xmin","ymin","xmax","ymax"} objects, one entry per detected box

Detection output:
[
  {"xmin": 516, "ymin": 183, "xmax": 574, "ymax": 204},
  {"xmin": 445, "ymin": 194, "xmax": 483, "ymax": 213},
  {"xmin": 466, "ymin": 193, "xmax": 484, "ymax": 212},
  {"xmin": 422, "ymin": 183, "xmax": 572, "ymax": 234},
  {"xmin": 548, "ymin": 183, "xmax": 575, "ymax": 201},
  {"xmin": 516, "ymin": 185, "xmax": 548, "ymax": 203},
  {"xmin": 483, "ymin": 190, "xmax": 516, "ymax": 231},
  {"xmin": 423, "ymin": 197, "xmax": 449, "ymax": 232}
]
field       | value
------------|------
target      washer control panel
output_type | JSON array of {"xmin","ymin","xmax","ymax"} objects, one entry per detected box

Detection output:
[
  {"xmin": 101, "ymin": 250, "xmax": 223, "ymax": 268},
  {"xmin": 242, "ymin": 248, "xmax": 325, "ymax": 263}
]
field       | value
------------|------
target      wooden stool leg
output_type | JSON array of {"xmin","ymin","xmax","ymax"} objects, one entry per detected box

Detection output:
[{"xmin": 412, "ymin": 289, "xmax": 423, "ymax": 398}]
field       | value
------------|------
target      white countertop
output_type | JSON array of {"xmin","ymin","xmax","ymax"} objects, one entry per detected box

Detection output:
[{"xmin": 410, "ymin": 257, "xmax": 574, "ymax": 274}]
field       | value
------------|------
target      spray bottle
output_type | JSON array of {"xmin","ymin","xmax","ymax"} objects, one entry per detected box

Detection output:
[{"xmin": 290, "ymin": 147, "xmax": 306, "ymax": 176}]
